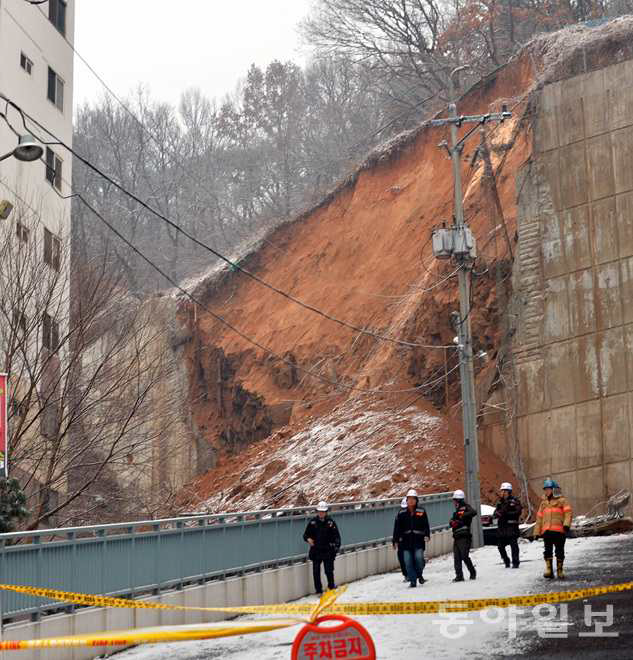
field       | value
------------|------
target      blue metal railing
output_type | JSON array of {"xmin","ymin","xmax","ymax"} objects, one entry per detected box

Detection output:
[{"xmin": 0, "ymin": 493, "xmax": 453, "ymax": 621}]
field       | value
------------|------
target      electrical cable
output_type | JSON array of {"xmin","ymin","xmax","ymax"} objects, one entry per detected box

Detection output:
[
  {"xmin": 20, "ymin": 0, "xmax": 437, "ymax": 221},
  {"xmin": 26, "ymin": 172, "xmax": 458, "ymax": 396},
  {"xmin": 13, "ymin": 4, "xmax": 452, "ymax": 306},
  {"xmin": 0, "ymin": 99, "xmax": 454, "ymax": 352}
]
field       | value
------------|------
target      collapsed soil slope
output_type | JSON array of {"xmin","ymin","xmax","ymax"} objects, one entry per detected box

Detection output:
[{"xmin": 177, "ymin": 39, "xmax": 547, "ymax": 512}]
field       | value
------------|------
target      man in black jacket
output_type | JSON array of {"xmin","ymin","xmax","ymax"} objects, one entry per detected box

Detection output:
[
  {"xmin": 392, "ymin": 489, "xmax": 431, "ymax": 588},
  {"xmin": 450, "ymin": 489, "xmax": 477, "ymax": 582},
  {"xmin": 494, "ymin": 482, "xmax": 523, "ymax": 568},
  {"xmin": 303, "ymin": 501, "xmax": 341, "ymax": 594}
]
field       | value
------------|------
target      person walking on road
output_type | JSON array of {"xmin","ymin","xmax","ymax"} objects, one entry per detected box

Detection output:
[
  {"xmin": 392, "ymin": 489, "xmax": 431, "ymax": 588},
  {"xmin": 393, "ymin": 497, "xmax": 409, "ymax": 582},
  {"xmin": 534, "ymin": 479, "xmax": 573, "ymax": 579},
  {"xmin": 450, "ymin": 489, "xmax": 477, "ymax": 582},
  {"xmin": 494, "ymin": 482, "xmax": 523, "ymax": 568},
  {"xmin": 303, "ymin": 501, "xmax": 341, "ymax": 594}
]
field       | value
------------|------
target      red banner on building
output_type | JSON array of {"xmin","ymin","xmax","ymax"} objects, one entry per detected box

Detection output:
[{"xmin": 0, "ymin": 373, "xmax": 7, "ymax": 477}]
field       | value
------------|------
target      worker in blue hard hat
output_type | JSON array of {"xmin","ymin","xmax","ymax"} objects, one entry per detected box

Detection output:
[{"xmin": 533, "ymin": 478, "xmax": 573, "ymax": 579}]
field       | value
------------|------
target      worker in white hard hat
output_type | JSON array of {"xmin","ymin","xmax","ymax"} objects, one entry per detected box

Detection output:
[
  {"xmin": 393, "ymin": 497, "xmax": 409, "ymax": 581},
  {"xmin": 303, "ymin": 501, "xmax": 341, "ymax": 594},
  {"xmin": 493, "ymin": 482, "xmax": 523, "ymax": 569},
  {"xmin": 392, "ymin": 489, "xmax": 430, "ymax": 588},
  {"xmin": 449, "ymin": 489, "xmax": 477, "ymax": 582}
]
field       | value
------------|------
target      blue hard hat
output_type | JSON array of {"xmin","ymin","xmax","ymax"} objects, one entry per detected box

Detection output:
[{"xmin": 543, "ymin": 478, "xmax": 558, "ymax": 489}]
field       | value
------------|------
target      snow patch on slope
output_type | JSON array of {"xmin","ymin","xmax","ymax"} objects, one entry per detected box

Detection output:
[{"xmin": 200, "ymin": 398, "xmax": 447, "ymax": 512}]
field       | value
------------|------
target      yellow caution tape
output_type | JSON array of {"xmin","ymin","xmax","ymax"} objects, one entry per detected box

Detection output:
[
  {"xmin": 322, "ymin": 580, "xmax": 633, "ymax": 615},
  {"xmin": 310, "ymin": 585, "xmax": 348, "ymax": 621},
  {"xmin": 2, "ymin": 581, "xmax": 633, "ymax": 651},
  {"xmin": 1, "ymin": 580, "xmax": 632, "ymax": 619},
  {"xmin": 0, "ymin": 589, "xmax": 344, "ymax": 651},
  {"xmin": 0, "ymin": 583, "xmax": 312, "ymax": 616},
  {"xmin": 0, "ymin": 619, "xmax": 302, "ymax": 650}
]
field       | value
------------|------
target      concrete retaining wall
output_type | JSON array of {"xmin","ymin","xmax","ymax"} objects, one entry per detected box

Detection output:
[
  {"xmin": 479, "ymin": 55, "xmax": 633, "ymax": 515},
  {"xmin": 0, "ymin": 530, "xmax": 453, "ymax": 660}
]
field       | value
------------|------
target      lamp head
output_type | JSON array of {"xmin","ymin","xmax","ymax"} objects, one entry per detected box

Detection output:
[{"xmin": 13, "ymin": 135, "xmax": 43, "ymax": 162}]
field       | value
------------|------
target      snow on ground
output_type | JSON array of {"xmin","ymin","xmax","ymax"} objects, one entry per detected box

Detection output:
[
  {"xmin": 113, "ymin": 536, "xmax": 629, "ymax": 659},
  {"xmin": 199, "ymin": 397, "xmax": 447, "ymax": 512}
]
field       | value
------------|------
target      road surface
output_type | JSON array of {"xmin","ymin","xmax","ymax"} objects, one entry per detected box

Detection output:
[{"xmin": 111, "ymin": 533, "xmax": 633, "ymax": 659}]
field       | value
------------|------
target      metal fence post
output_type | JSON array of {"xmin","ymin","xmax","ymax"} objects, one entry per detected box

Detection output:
[
  {"xmin": 153, "ymin": 523, "xmax": 161, "ymax": 595},
  {"xmin": 67, "ymin": 531, "xmax": 76, "ymax": 613},
  {"xmin": 31, "ymin": 536, "xmax": 41, "ymax": 622},
  {"xmin": 96, "ymin": 529, "xmax": 106, "ymax": 595},
  {"xmin": 128, "ymin": 526, "xmax": 135, "ymax": 599},
  {"xmin": 177, "ymin": 520, "xmax": 184, "ymax": 590}
]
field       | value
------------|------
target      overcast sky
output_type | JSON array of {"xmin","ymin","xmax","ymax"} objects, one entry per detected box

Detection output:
[{"xmin": 73, "ymin": 0, "xmax": 313, "ymax": 108}]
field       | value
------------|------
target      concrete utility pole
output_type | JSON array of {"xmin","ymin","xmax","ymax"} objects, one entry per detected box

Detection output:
[{"xmin": 430, "ymin": 71, "xmax": 511, "ymax": 548}]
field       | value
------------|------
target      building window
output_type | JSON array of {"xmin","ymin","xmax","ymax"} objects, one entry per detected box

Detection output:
[
  {"xmin": 49, "ymin": 0, "xmax": 67, "ymax": 36},
  {"xmin": 20, "ymin": 52, "xmax": 33, "ymax": 75},
  {"xmin": 47, "ymin": 67, "xmax": 64, "ymax": 112},
  {"xmin": 45, "ymin": 147, "xmax": 62, "ymax": 191},
  {"xmin": 11, "ymin": 398, "xmax": 27, "ymax": 421},
  {"xmin": 13, "ymin": 311, "xmax": 28, "ymax": 336},
  {"xmin": 42, "ymin": 312, "xmax": 60, "ymax": 352},
  {"xmin": 43, "ymin": 228, "xmax": 61, "ymax": 271},
  {"xmin": 16, "ymin": 221, "xmax": 30, "ymax": 244}
]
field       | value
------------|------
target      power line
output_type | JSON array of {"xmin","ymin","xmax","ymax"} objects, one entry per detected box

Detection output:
[
  {"xmin": 1, "ymin": 97, "xmax": 456, "ymax": 352},
  {"xmin": 17, "ymin": 2, "xmax": 450, "ymax": 298},
  {"xmin": 19, "ymin": 168, "xmax": 456, "ymax": 396},
  {"xmin": 20, "ymin": 0, "xmax": 437, "ymax": 217}
]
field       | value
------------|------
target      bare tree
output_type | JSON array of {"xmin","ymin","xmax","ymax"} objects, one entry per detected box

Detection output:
[
  {"xmin": 301, "ymin": 1, "xmax": 455, "ymax": 104},
  {"xmin": 0, "ymin": 199, "xmax": 183, "ymax": 527}
]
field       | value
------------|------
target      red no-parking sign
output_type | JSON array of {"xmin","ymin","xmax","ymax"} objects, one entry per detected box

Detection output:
[{"xmin": 292, "ymin": 615, "xmax": 376, "ymax": 660}]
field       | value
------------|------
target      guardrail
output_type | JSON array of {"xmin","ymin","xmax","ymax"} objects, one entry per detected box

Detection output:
[{"xmin": 0, "ymin": 493, "xmax": 454, "ymax": 622}]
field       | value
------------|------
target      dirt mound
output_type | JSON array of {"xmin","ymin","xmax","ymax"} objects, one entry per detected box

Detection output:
[{"xmin": 178, "ymin": 18, "xmax": 633, "ymax": 512}]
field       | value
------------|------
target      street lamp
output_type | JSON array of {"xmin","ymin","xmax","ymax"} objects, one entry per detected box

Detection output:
[{"xmin": 0, "ymin": 135, "xmax": 43, "ymax": 163}]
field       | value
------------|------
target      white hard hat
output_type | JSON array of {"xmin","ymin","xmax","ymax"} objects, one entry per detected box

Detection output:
[
  {"xmin": 452, "ymin": 489, "xmax": 465, "ymax": 500},
  {"xmin": 406, "ymin": 489, "xmax": 418, "ymax": 498},
  {"xmin": 316, "ymin": 501, "xmax": 329, "ymax": 512},
  {"xmin": 500, "ymin": 482, "xmax": 513, "ymax": 491},
  {"xmin": 400, "ymin": 497, "xmax": 408, "ymax": 508}
]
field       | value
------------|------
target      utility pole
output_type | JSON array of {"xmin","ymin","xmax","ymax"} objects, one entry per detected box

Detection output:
[{"xmin": 430, "ymin": 72, "xmax": 511, "ymax": 548}]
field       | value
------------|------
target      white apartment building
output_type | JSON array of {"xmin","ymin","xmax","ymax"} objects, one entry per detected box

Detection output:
[
  {"xmin": 0, "ymin": 0, "xmax": 74, "ymax": 506},
  {"xmin": 0, "ymin": 0, "xmax": 74, "ymax": 341}
]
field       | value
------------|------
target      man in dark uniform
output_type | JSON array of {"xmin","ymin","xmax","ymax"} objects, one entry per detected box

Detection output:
[
  {"xmin": 450, "ymin": 489, "xmax": 477, "ymax": 582},
  {"xmin": 494, "ymin": 481, "xmax": 523, "ymax": 568},
  {"xmin": 392, "ymin": 489, "xmax": 431, "ymax": 588},
  {"xmin": 303, "ymin": 501, "xmax": 341, "ymax": 594}
]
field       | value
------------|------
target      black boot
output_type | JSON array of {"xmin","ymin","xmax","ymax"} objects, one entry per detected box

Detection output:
[{"xmin": 453, "ymin": 576, "xmax": 464, "ymax": 582}]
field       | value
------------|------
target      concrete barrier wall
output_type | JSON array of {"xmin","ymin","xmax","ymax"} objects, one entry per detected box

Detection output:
[{"xmin": 0, "ymin": 530, "xmax": 453, "ymax": 660}]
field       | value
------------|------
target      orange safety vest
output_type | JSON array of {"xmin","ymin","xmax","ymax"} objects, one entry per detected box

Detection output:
[{"xmin": 534, "ymin": 494, "xmax": 572, "ymax": 535}]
